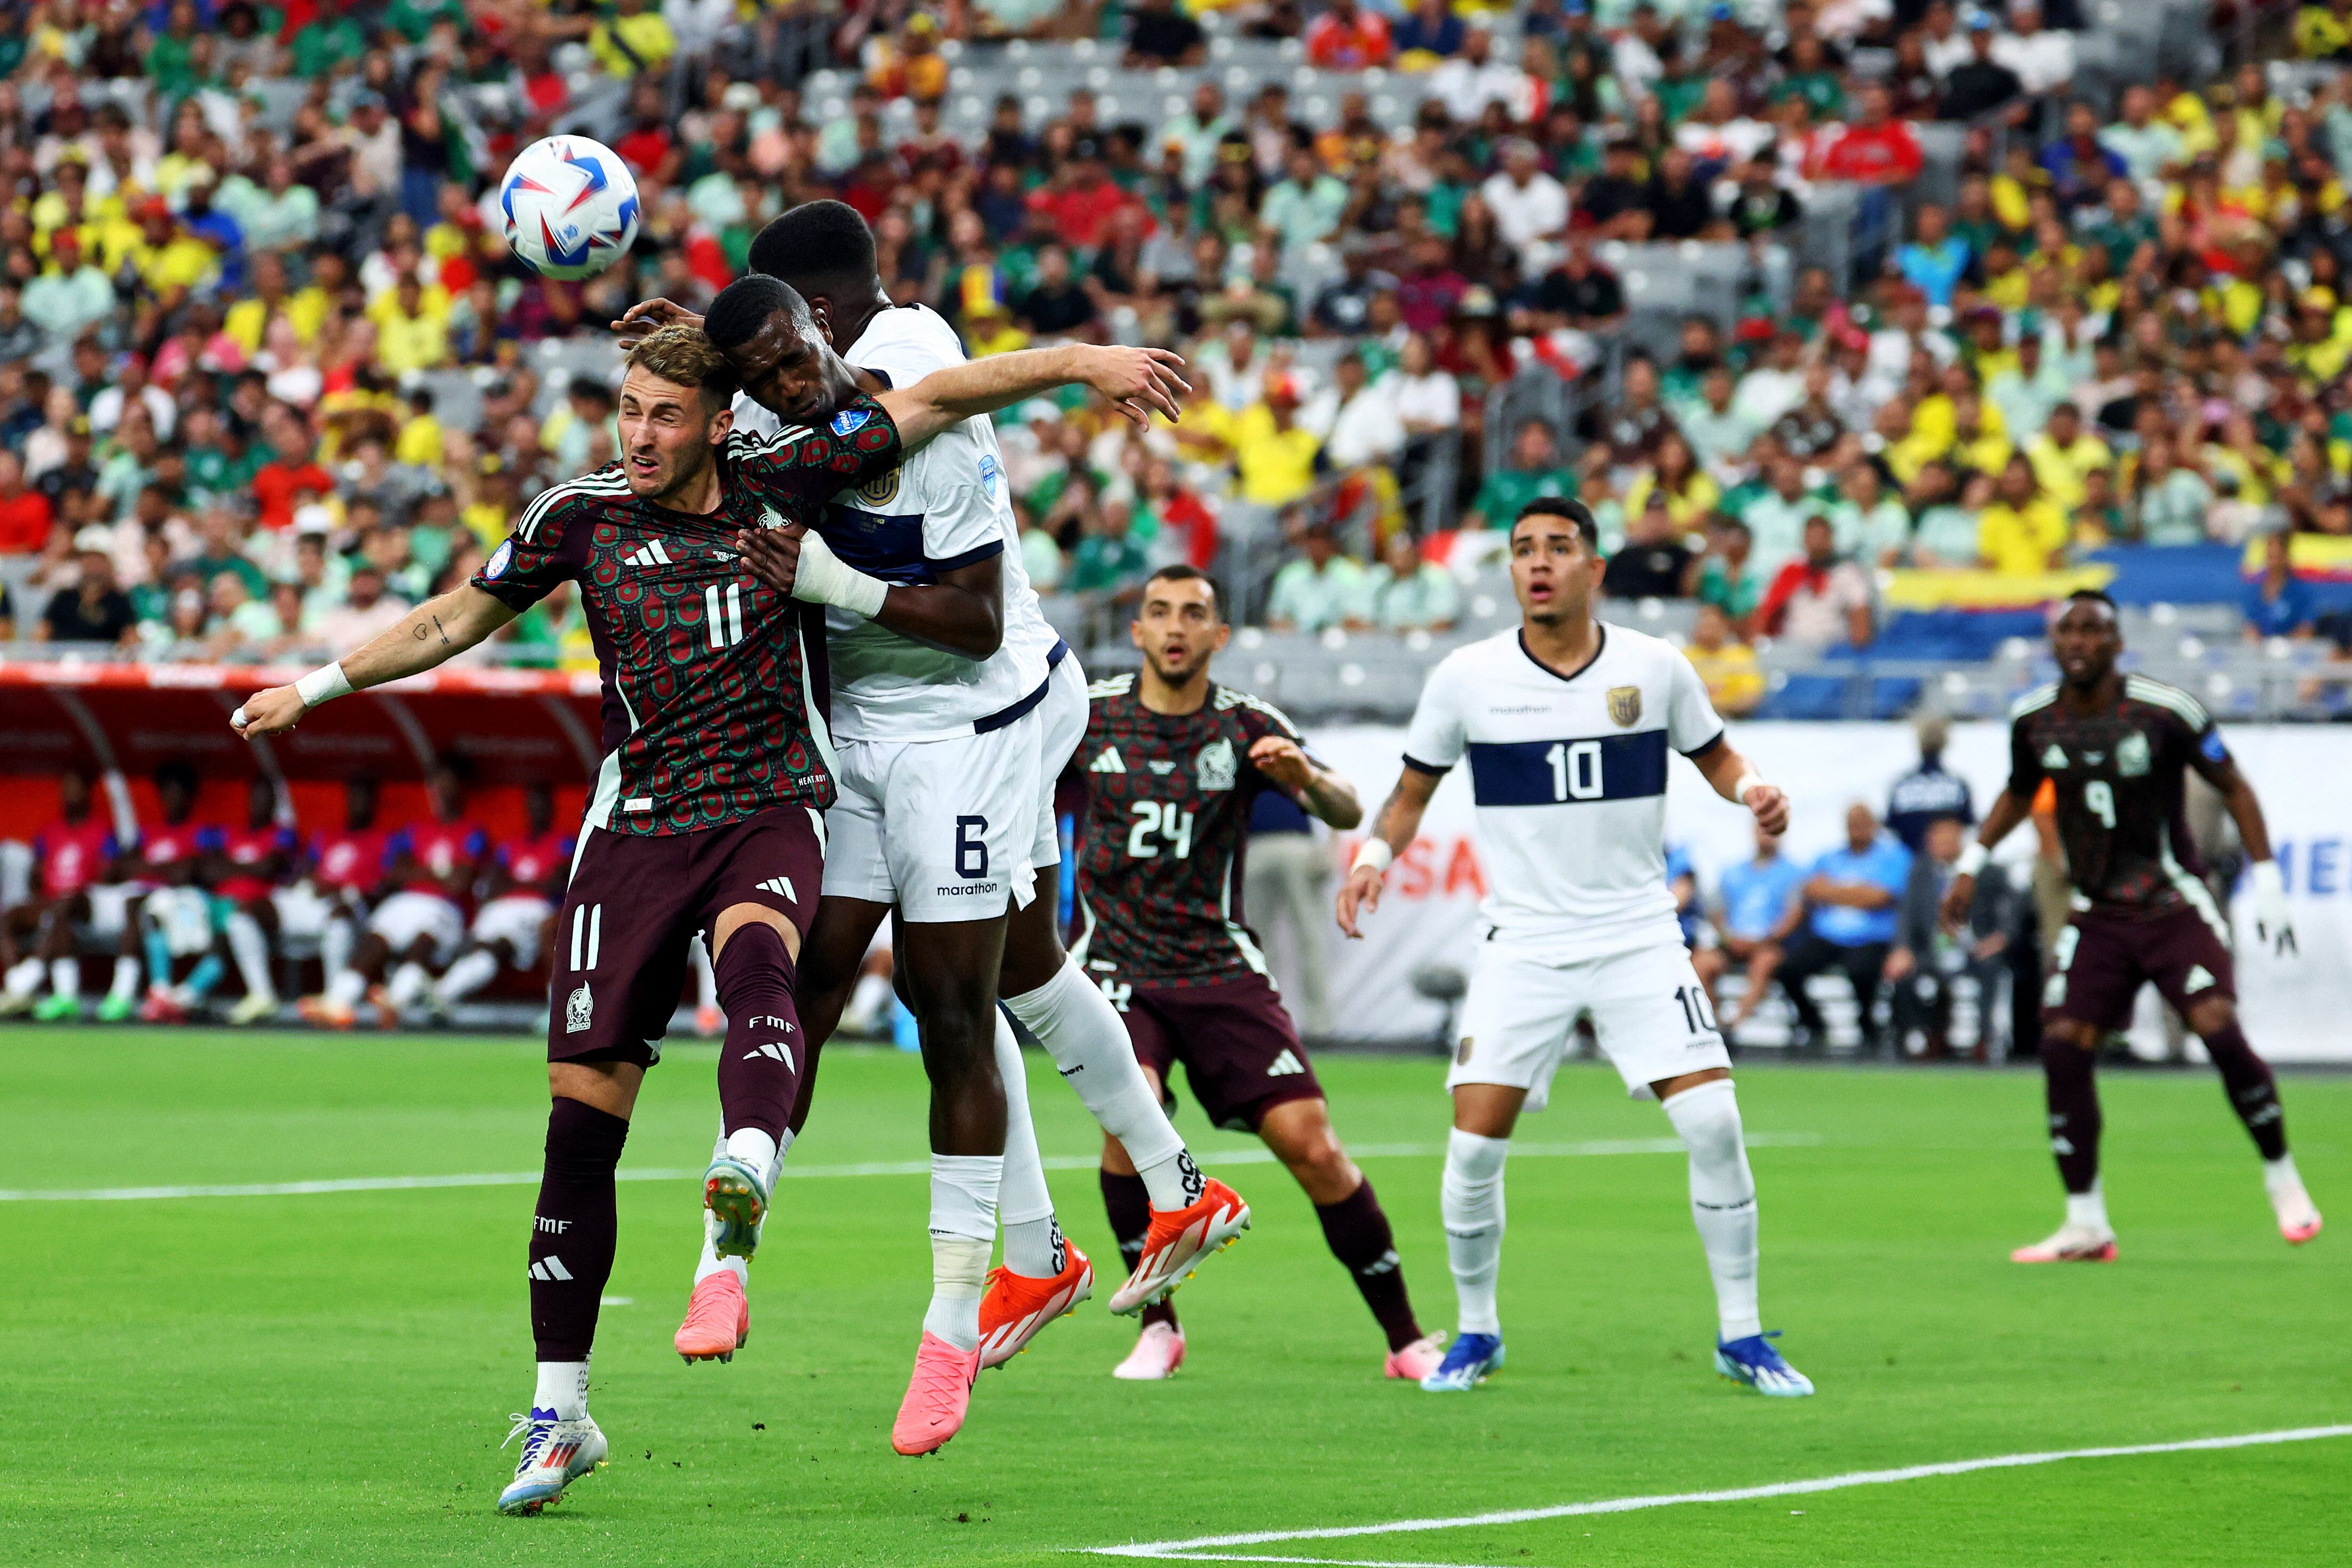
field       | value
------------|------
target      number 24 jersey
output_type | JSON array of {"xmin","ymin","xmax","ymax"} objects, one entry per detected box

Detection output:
[{"xmin": 1402, "ymin": 624, "xmax": 1726, "ymax": 952}]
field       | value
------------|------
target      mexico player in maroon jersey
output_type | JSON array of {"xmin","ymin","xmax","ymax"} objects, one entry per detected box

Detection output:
[
  {"xmin": 1943, "ymin": 590, "xmax": 2320, "ymax": 1261},
  {"xmin": 234, "ymin": 320, "xmax": 1188, "ymax": 1509},
  {"xmin": 210, "ymin": 778, "xmax": 299, "ymax": 1025},
  {"xmin": 1072, "ymin": 566, "xmax": 1446, "ymax": 1383},
  {"xmin": 427, "ymin": 782, "xmax": 574, "ymax": 1020},
  {"xmin": 0, "ymin": 767, "xmax": 139, "ymax": 1022}
]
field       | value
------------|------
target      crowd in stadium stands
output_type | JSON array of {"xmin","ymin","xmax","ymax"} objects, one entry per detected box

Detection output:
[{"xmin": 7, "ymin": 0, "xmax": 2352, "ymax": 669}]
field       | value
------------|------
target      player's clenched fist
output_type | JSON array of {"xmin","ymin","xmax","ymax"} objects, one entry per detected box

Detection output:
[
  {"xmin": 1742, "ymin": 780, "xmax": 1790, "ymax": 836},
  {"xmin": 733, "ymin": 523, "xmax": 806, "ymax": 597},
  {"xmin": 232, "ymin": 683, "xmax": 309, "ymax": 738}
]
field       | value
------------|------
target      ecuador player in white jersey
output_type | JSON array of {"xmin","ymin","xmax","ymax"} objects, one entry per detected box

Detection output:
[{"xmin": 1338, "ymin": 498, "xmax": 1813, "ymax": 1398}]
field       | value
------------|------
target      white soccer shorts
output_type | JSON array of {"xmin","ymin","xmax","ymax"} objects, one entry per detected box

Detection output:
[
  {"xmin": 367, "ymin": 890, "xmax": 467, "ymax": 966},
  {"xmin": 470, "ymin": 894, "xmax": 554, "ymax": 970},
  {"xmin": 82, "ymin": 883, "xmax": 137, "ymax": 942},
  {"xmin": 822, "ymin": 655, "xmax": 1087, "ymax": 923},
  {"xmin": 1448, "ymin": 931, "xmax": 1730, "ymax": 1107},
  {"xmin": 269, "ymin": 881, "xmax": 346, "ymax": 952}
]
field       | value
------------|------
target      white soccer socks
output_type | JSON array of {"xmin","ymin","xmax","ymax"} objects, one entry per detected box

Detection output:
[
  {"xmin": 532, "ymin": 1358, "xmax": 590, "ymax": 1421},
  {"xmin": 107, "ymin": 954, "xmax": 140, "ymax": 1003},
  {"xmin": 437, "ymin": 947, "xmax": 503, "ymax": 1007},
  {"xmin": 993, "ymin": 1009, "xmax": 1064, "ymax": 1278},
  {"xmin": 923, "ymin": 1154, "xmax": 1003, "ymax": 1351},
  {"xmin": 1661, "ymin": 1079, "xmax": 1762, "ymax": 1343},
  {"xmin": 224, "ymin": 911, "xmax": 277, "ymax": 1006},
  {"xmin": 320, "ymin": 915, "xmax": 355, "ymax": 993},
  {"xmin": 1005, "ymin": 960, "xmax": 1191, "ymax": 1209},
  {"xmin": 1440, "ymin": 1128, "xmax": 1510, "ymax": 1336},
  {"xmin": 2066, "ymin": 1180, "xmax": 2111, "ymax": 1232}
]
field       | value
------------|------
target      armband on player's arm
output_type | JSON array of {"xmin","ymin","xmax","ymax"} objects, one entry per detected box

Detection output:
[{"xmin": 788, "ymin": 530, "xmax": 889, "ymax": 619}]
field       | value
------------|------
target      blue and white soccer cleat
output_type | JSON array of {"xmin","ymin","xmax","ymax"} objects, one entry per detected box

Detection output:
[
  {"xmin": 1418, "ymin": 1331, "xmax": 1504, "ymax": 1391},
  {"xmin": 702, "ymin": 1153, "xmax": 771, "ymax": 1261},
  {"xmin": 1715, "ymin": 1331, "xmax": 1814, "ymax": 1397},
  {"xmin": 497, "ymin": 1408, "xmax": 607, "ymax": 1514}
]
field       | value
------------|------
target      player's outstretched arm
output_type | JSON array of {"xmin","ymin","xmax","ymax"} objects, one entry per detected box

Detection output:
[
  {"xmin": 877, "ymin": 344, "xmax": 1189, "ymax": 446},
  {"xmin": 2204, "ymin": 756, "xmax": 2296, "ymax": 954},
  {"xmin": 1941, "ymin": 786, "xmax": 2032, "ymax": 929},
  {"xmin": 231, "ymin": 585, "xmax": 519, "ymax": 739},
  {"xmin": 1249, "ymin": 735, "xmax": 1362, "ymax": 829},
  {"xmin": 1689, "ymin": 738, "xmax": 1790, "ymax": 836},
  {"xmin": 1337, "ymin": 765, "xmax": 1439, "ymax": 939}
]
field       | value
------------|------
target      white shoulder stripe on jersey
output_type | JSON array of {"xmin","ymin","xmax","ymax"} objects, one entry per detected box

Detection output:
[
  {"xmin": 2126, "ymin": 675, "xmax": 2210, "ymax": 730},
  {"xmin": 518, "ymin": 472, "xmax": 629, "ymax": 543},
  {"xmin": 1087, "ymin": 673, "xmax": 1134, "ymax": 698},
  {"xmin": 1214, "ymin": 686, "xmax": 1302, "ymax": 735},
  {"xmin": 2008, "ymin": 682, "xmax": 2059, "ymax": 721},
  {"xmin": 728, "ymin": 426, "xmax": 812, "ymax": 457}
]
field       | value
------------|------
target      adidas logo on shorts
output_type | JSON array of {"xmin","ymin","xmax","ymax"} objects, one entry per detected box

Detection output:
[
  {"xmin": 1267, "ymin": 1048, "xmax": 1306, "ymax": 1077},
  {"xmin": 622, "ymin": 539, "xmax": 676, "ymax": 568},
  {"xmin": 757, "ymin": 876, "xmax": 797, "ymax": 902}
]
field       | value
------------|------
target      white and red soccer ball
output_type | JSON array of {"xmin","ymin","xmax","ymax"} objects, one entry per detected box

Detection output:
[{"xmin": 498, "ymin": 136, "xmax": 641, "ymax": 280}]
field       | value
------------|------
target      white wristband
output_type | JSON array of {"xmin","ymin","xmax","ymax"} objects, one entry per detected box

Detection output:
[
  {"xmin": 1351, "ymin": 839, "xmax": 1394, "ymax": 876},
  {"xmin": 789, "ymin": 529, "xmax": 889, "ymax": 619},
  {"xmin": 294, "ymin": 662, "xmax": 352, "ymax": 708},
  {"xmin": 2251, "ymin": 859, "xmax": 2285, "ymax": 898},
  {"xmin": 1955, "ymin": 841, "xmax": 1989, "ymax": 878},
  {"xmin": 1731, "ymin": 772, "xmax": 1768, "ymax": 804}
]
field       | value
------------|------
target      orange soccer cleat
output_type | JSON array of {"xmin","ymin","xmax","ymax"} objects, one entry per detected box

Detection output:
[
  {"xmin": 297, "ymin": 994, "xmax": 355, "ymax": 1029},
  {"xmin": 1383, "ymin": 1331, "xmax": 1448, "ymax": 1382},
  {"xmin": 675, "ymin": 1270, "xmax": 749, "ymax": 1363},
  {"xmin": 1108, "ymin": 1178, "xmax": 1251, "ymax": 1315},
  {"xmin": 891, "ymin": 1332, "xmax": 979, "ymax": 1456},
  {"xmin": 976, "ymin": 1243, "xmax": 1092, "ymax": 1370}
]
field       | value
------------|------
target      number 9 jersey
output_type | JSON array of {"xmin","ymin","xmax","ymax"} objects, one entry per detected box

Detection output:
[{"xmin": 1401, "ymin": 623, "xmax": 1727, "ymax": 955}]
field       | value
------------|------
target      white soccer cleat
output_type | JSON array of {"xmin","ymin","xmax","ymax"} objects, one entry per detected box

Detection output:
[
  {"xmin": 496, "ymin": 1409, "xmax": 607, "ymax": 1514},
  {"xmin": 2271, "ymin": 1185, "xmax": 2323, "ymax": 1245},
  {"xmin": 226, "ymin": 992, "xmax": 277, "ymax": 1026},
  {"xmin": 1111, "ymin": 1321, "xmax": 1186, "ymax": 1381},
  {"xmin": 2011, "ymin": 1221, "xmax": 2119, "ymax": 1263}
]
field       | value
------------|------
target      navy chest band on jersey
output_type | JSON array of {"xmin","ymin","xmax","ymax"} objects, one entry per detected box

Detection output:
[
  {"xmin": 819, "ymin": 503, "xmax": 1005, "ymax": 586},
  {"xmin": 1467, "ymin": 730, "xmax": 1668, "ymax": 807}
]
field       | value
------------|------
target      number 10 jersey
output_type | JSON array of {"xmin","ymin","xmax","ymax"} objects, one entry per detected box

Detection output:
[{"xmin": 1401, "ymin": 623, "xmax": 1726, "ymax": 955}]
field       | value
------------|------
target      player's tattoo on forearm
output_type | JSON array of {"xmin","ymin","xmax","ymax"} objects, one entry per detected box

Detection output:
[
  {"xmin": 411, "ymin": 623, "xmax": 428, "ymax": 641},
  {"xmin": 432, "ymin": 615, "xmax": 450, "ymax": 647}
]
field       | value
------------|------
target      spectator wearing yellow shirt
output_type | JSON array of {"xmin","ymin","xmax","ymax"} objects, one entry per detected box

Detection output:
[
  {"xmin": 224, "ymin": 253, "xmax": 332, "ymax": 357},
  {"xmin": 1977, "ymin": 457, "xmax": 2071, "ymax": 574},
  {"xmin": 369, "ymin": 274, "xmax": 452, "ymax": 376},
  {"xmin": 395, "ymin": 388, "xmax": 445, "ymax": 469},
  {"xmin": 1621, "ymin": 433, "xmax": 1721, "ymax": 532},
  {"xmin": 1206, "ymin": 380, "xmax": 1324, "ymax": 508},
  {"xmin": 126, "ymin": 197, "xmax": 218, "ymax": 302},
  {"xmin": 2296, "ymin": 0, "xmax": 2352, "ymax": 58},
  {"xmin": 2288, "ymin": 291, "xmax": 2351, "ymax": 382},
  {"xmin": 1683, "ymin": 601, "xmax": 1765, "ymax": 717},
  {"xmin": 963, "ymin": 300, "xmax": 1032, "ymax": 357},
  {"xmin": 589, "ymin": 0, "xmax": 678, "ymax": 79},
  {"xmin": 2022, "ymin": 403, "xmax": 2112, "ymax": 513}
]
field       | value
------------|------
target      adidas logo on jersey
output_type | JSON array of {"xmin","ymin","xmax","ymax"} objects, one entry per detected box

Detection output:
[
  {"xmin": 741, "ymin": 1040, "xmax": 796, "ymax": 1068},
  {"xmin": 622, "ymin": 539, "xmax": 676, "ymax": 568},
  {"xmin": 757, "ymin": 876, "xmax": 797, "ymax": 902},
  {"xmin": 1090, "ymin": 746, "xmax": 1125, "ymax": 774},
  {"xmin": 2042, "ymin": 743, "xmax": 2068, "ymax": 769},
  {"xmin": 529, "ymin": 1256, "xmax": 575, "ymax": 1282},
  {"xmin": 1266, "ymin": 1048, "xmax": 1306, "ymax": 1077},
  {"xmin": 2185, "ymin": 964, "xmax": 2217, "ymax": 993}
]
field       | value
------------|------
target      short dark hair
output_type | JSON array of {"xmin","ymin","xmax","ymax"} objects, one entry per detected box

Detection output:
[
  {"xmin": 747, "ymin": 200, "xmax": 878, "ymax": 297},
  {"xmin": 1511, "ymin": 496, "xmax": 1598, "ymax": 549},
  {"xmin": 705, "ymin": 273, "xmax": 812, "ymax": 351},
  {"xmin": 1141, "ymin": 563, "xmax": 1225, "ymax": 622},
  {"xmin": 2065, "ymin": 586, "xmax": 2119, "ymax": 615}
]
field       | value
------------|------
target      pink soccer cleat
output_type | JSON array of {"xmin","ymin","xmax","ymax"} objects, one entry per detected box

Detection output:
[
  {"xmin": 675, "ymin": 1271, "xmax": 749, "ymax": 1363},
  {"xmin": 2272, "ymin": 1186, "xmax": 2324, "ymax": 1245},
  {"xmin": 1111, "ymin": 1321, "xmax": 1186, "ymax": 1381},
  {"xmin": 1383, "ymin": 1331, "xmax": 1448, "ymax": 1382},
  {"xmin": 977, "ymin": 1243, "xmax": 1092, "ymax": 1370},
  {"xmin": 891, "ymin": 1332, "xmax": 979, "ymax": 1456},
  {"xmin": 1108, "ymin": 1178, "xmax": 1251, "ymax": 1314}
]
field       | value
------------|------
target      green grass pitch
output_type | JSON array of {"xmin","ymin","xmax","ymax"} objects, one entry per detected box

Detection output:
[{"xmin": 1, "ymin": 1029, "xmax": 2347, "ymax": 1566}]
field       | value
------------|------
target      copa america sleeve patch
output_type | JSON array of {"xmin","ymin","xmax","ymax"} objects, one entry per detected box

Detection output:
[
  {"xmin": 2201, "ymin": 730, "xmax": 2229, "ymax": 763},
  {"xmin": 485, "ymin": 540, "xmax": 514, "ymax": 579},
  {"xmin": 830, "ymin": 407, "xmax": 873, "ymax": 437}
]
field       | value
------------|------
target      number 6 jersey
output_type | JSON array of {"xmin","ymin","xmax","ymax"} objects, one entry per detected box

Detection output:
[
  {"xmin": 1401, "ymin": 624, "xmax": 1725, "ymax": 951},
  {"xmin": 1069, "ymin": 673, "xmax": 1312, "ymax": 987}
]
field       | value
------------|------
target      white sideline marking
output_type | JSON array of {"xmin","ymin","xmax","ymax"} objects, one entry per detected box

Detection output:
[
  {"xmin": 0, "ymin": 1134, "xmax": 1818, "ymax": 1203},
  {"xmin": 1084, "ymin": 1425, "xmax": 2352, "ymax": 1562}
]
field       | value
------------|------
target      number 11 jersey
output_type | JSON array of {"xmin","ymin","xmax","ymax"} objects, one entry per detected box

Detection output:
[{"xmin": 1401, "ymin": 623, "xmax": 1725, "ymax": 953}]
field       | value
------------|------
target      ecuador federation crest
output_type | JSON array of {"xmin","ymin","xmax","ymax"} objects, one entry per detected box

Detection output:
[
  {"xmin": 852, "ymin": 466, "xmax": 900, "ymax": 507},
  {"xmin": 1606, "ymin": 685, "xmax": 1642, "ymax": 727}
]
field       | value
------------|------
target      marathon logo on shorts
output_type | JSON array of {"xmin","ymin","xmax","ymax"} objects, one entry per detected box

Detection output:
[{"xmin": 566, "ymin": 982, "xmax": 594, "ymax": 1034}]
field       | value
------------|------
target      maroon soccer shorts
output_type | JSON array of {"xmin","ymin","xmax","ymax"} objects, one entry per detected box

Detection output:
[
  {"xmin": 2044, "ymin": 904, "xmax": 2237, "ymax": 1034},
  {"xmin": 548, "ymin": 806, "xmax": 825, "ymax": 1068},
  {"xmin": 1113, "ymin": 971, "xmax": 1324, "ymax": 1133}
]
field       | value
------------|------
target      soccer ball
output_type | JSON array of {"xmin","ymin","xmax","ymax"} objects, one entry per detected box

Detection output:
[{"xmin": 498, "ymin": 136, "xmax": 640, "ymax": 280}]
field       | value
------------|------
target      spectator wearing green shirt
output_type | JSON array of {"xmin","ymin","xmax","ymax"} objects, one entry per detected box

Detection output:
[
  {"xmin": 1464, "ymin": 418, "xmax": 1577, "ymax": 530},
  {"xmin": 1366, "ymin": 531, "xmax": 1460, "ymax": 632},
  {"xmin": 290, "ymin": 9, "xmax": 369, "ymax": 79},
  {"xmin": 1259, "ymin": 144, "xmax": 1350, "ymax": 258},
  {"xmin": 1265, "ymin": 523, "xmax": 1371, "ymax": 632},
  {"xmin": 1067, "ymin": 499, "xmax": 1153, "ymax": 597},
  {"xmin": 1830, "ymin": 460, "xmax": 1912, "ymax": 569},
  {"xmin": 2099, "ymin": 86, "xmax": 2186, "ymax": 183},
  {"xmin": 1692, "ymin": 516, "xmax": 1764, "ymax": 632},
  {"xmin": 1673, "ymin": 363, "xmax": 1759, "ymax": 474}
]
